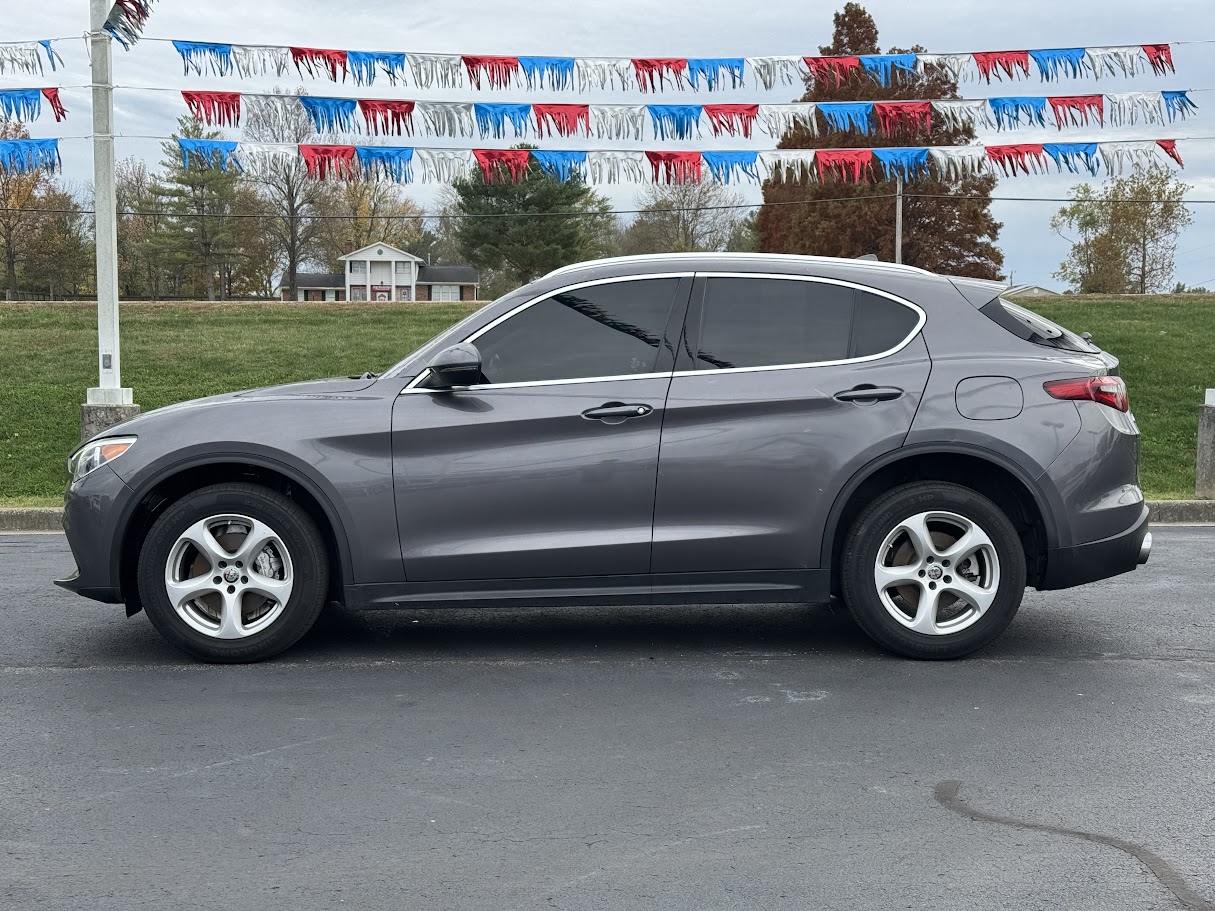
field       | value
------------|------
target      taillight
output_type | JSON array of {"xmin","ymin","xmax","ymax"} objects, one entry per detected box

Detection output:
[{"xmin": 1043, "ymin": 376, "xmax": 1129, "ymax": 412}]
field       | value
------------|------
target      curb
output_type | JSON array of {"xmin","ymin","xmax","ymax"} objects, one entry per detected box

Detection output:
[{"xmin": 2, "ymin": 501, "xmax": 1213, "ymax": 533}]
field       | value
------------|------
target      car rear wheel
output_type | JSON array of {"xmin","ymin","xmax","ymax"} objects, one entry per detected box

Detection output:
[
  {"xmin": 840, "ymin": 482, "xmax": 1025, "ymax": 659},
  {"xmin": 136, "ymin": 482, "xmax": 329, "ymax": 663}
]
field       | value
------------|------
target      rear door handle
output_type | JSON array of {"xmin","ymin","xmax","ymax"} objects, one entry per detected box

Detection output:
[
  {"xmin": 834, "ymin": 385, "xmax": 904, "ymax": 403},
  {"xmin": 582, "ymin": 402, "xmax": 654, "ymax": 423}
]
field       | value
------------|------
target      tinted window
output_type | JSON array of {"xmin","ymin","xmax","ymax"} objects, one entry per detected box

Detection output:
[
  {"xmin": 475, "ymin": 279, "xmax": 680, "ymax": 384},
  {"xmin": 852, "ymin": 290, "xmax": 921, "ymax": 357},
  {"xmin": 695, "ymin": 278, "xmax": 854, "ymax": 370}
]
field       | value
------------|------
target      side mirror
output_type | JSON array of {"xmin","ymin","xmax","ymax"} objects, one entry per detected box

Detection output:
[{"xmin": 421, "ymin": 343, "xmax": 482, "ymax": 389}]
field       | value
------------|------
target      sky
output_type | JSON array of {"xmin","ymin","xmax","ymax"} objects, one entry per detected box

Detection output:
[{"xmin": 7, "ymin": 0, "xmax": 1215, "ymax": 289}]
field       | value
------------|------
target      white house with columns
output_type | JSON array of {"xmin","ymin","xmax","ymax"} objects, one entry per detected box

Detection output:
[{"xmin": 281, "ymin": 242, "xmax": 479, "ymax": 303}]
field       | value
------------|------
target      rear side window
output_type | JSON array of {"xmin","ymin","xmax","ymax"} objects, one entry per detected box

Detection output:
[
  {"xmin": 474, "ymin": 278, "xmax": 680, "ymax": 384},
  {"xmin": 980, "ymin": 298, "xmax": 1099, "ymax": 353},
  {"xmin": 693, "ymin": 277, "xmax": 920, "ymax": 371}
]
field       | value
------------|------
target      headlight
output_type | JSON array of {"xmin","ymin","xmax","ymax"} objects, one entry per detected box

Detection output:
[{"xmin": 69, "ymin": 436, "xmax": 137, "ymax": 484}]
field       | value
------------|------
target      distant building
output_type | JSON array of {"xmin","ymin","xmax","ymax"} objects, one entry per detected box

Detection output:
[
  {"xmin": 281, "ymin": 242, "xmax": 479, "ymax": 302},
  {"xmin": 1006, "ymin": 284, "xmax": 1061, "ymax": 298}
]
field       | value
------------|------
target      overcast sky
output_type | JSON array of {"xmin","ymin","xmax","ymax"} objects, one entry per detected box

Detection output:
[{"xmin": 8, "ymin": 0, "xmax": 1215, "ymax": 288}]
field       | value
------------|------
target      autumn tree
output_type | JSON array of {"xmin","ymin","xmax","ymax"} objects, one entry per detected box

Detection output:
[
  {"xmin": 313, "ymin": 177, "xmax": 427, "ymax": 270},
  {"xmin": 21, "ymin": 183, "xmax": 92, "ymax": 298},
  {"xmin": 1051, "ymin": 163, "xmax": 1191, "ymax": 294},
  {"xmin": 756, "ymin": 3, "xmax": 1003, "ymax": 278},
  {"xmin": 115, "ymin": 157, "xmax": 167, "ymax": 298},
  {"xmin": 619, "ymin": 182, "xmax": 747, "ymax": 255}
]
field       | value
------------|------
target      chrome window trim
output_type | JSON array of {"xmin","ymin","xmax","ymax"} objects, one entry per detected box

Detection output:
[
  {"xmin": 672, "ymin": 272, "xmax": 927, "ymax": 378},
  {"xmin": 402, "ymin": 272, "xmax": 693, "ymax": 393}
]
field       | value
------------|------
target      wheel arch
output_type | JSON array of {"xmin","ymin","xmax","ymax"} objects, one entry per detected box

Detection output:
[
  {"xmin": 117, "ymin": 454, "xmax": 353, "ymax": 615},
  {"xmin": 821, "ymin": 444, "xmax": 1061, "ymax": 590}
]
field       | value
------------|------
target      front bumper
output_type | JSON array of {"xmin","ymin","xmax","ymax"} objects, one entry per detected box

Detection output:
[
  {"xmin": 1038, "ymin": 504, "xmax": 1151, "ymax": 590},
  {"xmin": 53, "ymin": 463, "xmax": 132, "ymax": 604}
]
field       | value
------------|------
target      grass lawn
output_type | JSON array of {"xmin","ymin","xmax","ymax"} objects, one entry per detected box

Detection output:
[{"xmin": 1, "ymin": 295, "xmax": 1211, "ymax": 506}]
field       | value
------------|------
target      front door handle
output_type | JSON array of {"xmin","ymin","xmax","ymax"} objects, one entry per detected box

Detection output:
[
  {"xmin": 582, "ymin": 402, "xmax": 654, "ymax": 423},
  {"xmin": 834, "ymin": 385, "xmax": 904, "ymax": 403}
]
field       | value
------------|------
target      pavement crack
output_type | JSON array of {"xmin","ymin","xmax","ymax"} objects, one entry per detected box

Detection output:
[{"xmin": 934, "ymin": 780, "xmax": 1212, "ymax": 911}]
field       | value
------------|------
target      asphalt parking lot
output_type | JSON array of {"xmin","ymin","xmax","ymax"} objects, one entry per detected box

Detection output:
[{"xmin": 3, "ymin": 527, "xmax": 1214, "ymax": 910}]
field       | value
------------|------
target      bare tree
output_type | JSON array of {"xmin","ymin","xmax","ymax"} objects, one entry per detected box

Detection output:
[
  {"xmin": 313, "ymin": 178, "xmax": 427, "ymax": 270},
  {"xmin": 241, "ymin": 88, "xmax": 327, "ymax": 298},
  {"xmin": 620, "ymin": 182, "xmax": 747, "ymax": 255}
]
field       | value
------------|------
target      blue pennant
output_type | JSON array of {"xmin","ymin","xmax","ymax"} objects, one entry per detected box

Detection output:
[
  {"xmin": 0, "ymin": 138, "xmax": 59, "ymax": 174},
  {"xmin": 1044, "ymin": 142, "xmax": 1100, "ymax": 175},
  {"xmin": 818, "ymin": 102, "xmax": 874, "ymax": 134},
  {"xmin": 686, "ymin": 58, "xmax": 746, "ymax": 91},
  {"xmin": 172, "ymin": 40, "xmax": 233, "ymax": 76},
  {"xmin": 1028, "ymin": 48, "xmax": 1087, "ymax": 81},
  {"xmin": 858, "ymin": 54, "xmax": 917, "ymax": 86},
  {"xmin": 39, "ymin": 40, "xmax": 63, "ymax": 71},
  {"xmin": 356, "ymin": 146, "xmax": 415, "ymax": 182},
  {"xmin": 300, "ymin": 97, "xmax": 358, "ymax": 133},
  {"xmin": 178, "ymin": 138, "xmax": 238, "ymax": 172},
  {"xmin": 348, "ymin": 51, "xmax": 408, "ymax": 86},
  {"xmin": 647, "ymin": 105, "xmax": 703, "ymax": 140},
  {"xmin": 518, "ymin": 57, "xmax": 576, "ymax": 91},
  {"xmin": 474, "ymin": 103, "xmax": 532, "ymax": 138},
  {"xmin": 531, "ymin": 150, "xmax": 587, "ymax": 182},
  {"xmin": 988, "ymin": 96, "xmax": 1048, "ymax": 130},
  {"xmin": 0, "ymin": 89, "xmax": 42, "ymax": 122},
  {"xmin": 873, "ymin": 147, "xmax": 930, "ymax": 181},
  {"xmin": 1162, "ymin": 90, "xmax": 1198, "ymax": 121},
  {"xmin": 702, "ymin": 151, "xmax": 759, "ymax": 184}
]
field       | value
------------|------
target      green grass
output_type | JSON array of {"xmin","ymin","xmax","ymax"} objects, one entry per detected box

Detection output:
[
  {"xmin": 0, "ymin": 295, "xmax": 1211, "ymax": 503},
  {"xmin": 1029, "ymin": 295, "xmax": 1215, "ymax": 499},
  {"xmin": 0, "ymin": 301, "xmax": 479, "ymax": 502}
]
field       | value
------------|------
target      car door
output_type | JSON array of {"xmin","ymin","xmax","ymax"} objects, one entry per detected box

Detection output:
[
  {"xmin": 652, "ymin": 273, "xmax": 931, "ymax": 574},
  {"xmin": 391, "ymin": 274, "xmax": 692, "ymax": 582}
]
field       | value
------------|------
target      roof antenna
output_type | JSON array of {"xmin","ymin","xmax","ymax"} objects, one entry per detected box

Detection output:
[{"xmin": 856, "ymin": 253, "xmax": 880, "ymax": 262}]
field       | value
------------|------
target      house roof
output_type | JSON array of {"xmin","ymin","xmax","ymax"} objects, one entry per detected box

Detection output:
[
  {"xmin": 418, "ymin": 265, "xmax": 479, "ymax": 284},
  {"xmin": 340, "ymin": 242, "xmax": 421, "ymax": 262},
  {"xmin": 290, "ymin": 272, "xmax": 344, "ymax": 290}
]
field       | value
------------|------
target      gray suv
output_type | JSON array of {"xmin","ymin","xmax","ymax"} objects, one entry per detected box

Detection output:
[{"xmin": 57, "ymin": 253, "xmax": 1152, "ymax": 662}]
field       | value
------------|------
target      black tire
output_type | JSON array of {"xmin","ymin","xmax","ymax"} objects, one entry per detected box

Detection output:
[
  {"xmin": 136, "ymin": 482, "xmax": 329, "ymax": 663},
  {"xmin": 840, "ymin": 482, "xmax": 1025, "ymax": 660}
]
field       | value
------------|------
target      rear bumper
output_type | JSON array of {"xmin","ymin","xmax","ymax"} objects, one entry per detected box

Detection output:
[{"xmin": 1038, "ymin": 504, "xmax": 1151, "ymax": 590}]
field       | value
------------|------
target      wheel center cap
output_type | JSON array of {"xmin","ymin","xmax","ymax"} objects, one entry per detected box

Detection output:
[
  {"xmin": 926, "ymin": 564, "xmax": 943, "ymax": 581},
  {"xmin": 223, "ymin": 567, "xmax": 240, "ymax": 584}
]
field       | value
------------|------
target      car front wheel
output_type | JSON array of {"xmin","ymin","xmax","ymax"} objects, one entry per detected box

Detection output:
[
  {"xmin": 136, "ymin": 482, "xmax": 329, "ymax": 663},
  {"xmin": 840, "ymin": 482, "xmax": 1026, "ymax": 660}
]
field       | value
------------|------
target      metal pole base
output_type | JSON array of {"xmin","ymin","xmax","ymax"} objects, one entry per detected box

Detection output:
[{"xmin": 1197, "ymin": 391, "xmax": 1215, "ymax": 499}]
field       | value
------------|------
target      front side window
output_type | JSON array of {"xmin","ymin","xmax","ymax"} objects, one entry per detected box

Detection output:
[
  {"xmin": 473, "ymin": 278, "xmax": 681, "ymax": 385},
  {"xmin": 694, "ymin": 277, "xmax": 919, "ymax": 370}
]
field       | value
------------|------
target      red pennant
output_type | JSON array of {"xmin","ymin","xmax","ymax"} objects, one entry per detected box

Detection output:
[
  {"xmin": 645, "ymin": 151, "xmax": 702, "ymax": 183},
  {"xmin": 474, "ymin": 148, "xmax": 531, "ymax": 183},
  {"xmin": 462, "ymin": 55, "xmax": 521, "ymax": 89},
  {"xmin": 181, "ymin": 90, "xmax": 241, "ymax": 127},
  {"xmin": 300, "ymin": 145, "xmax": 358, "ymax": 180},
  {"xmin": 358, "ymin": 99, "xmax": 416, "ymax": 136},
  {"xmin": 815, "ymin": 148, "xmax": 873, "ymax": 183},
  {"xmin": 1143, "ymin": 44, "xmax": 1174, "ymax": 75},
  {"xmin": 1048, "ymin": 95, "xmax": 1103, "ymax": 128},
  {"xmin": 290, "ymin": 47, "xmax": 349, "ymax": 81},
  {"xmin": 40, "ymin": 87, "xmax": 67, "ymax": 122},
  {"xmin": 703, "ymin": 104, "xmax": 760, "ymax": 138},
  {"xmin": 872, "ymin": 101, "xmax": 932, "ymax": 135},
  {"xmin": 532, "ymin": 103, "xmax": 590, "ymax": 138},
  {"xmin": 1157, "ymin": 139, "xmax": 1184, "ymax": 167},
  {"xmin": 973, "ymin": 50, "xmax": 1030, "ymax": 82},
  {"xmin": 803, "ymin": 56, "xmax": 861, "ymax": 86},
  {"xmin": 986, "ymin": 143, "xmax": 1045, "ymax": 176},
  {"xmin": 631, "ymin": 58, "xmax": 688, "ymax": 92}
]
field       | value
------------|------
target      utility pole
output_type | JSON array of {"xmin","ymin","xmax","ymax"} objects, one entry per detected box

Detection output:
[
  {"xmin": 83, "ymin": 0, "xmax": 138, "ymax": 440},
  {"xmin": 894, "ymin": 176, "xmax": 904, "ymax": 265}
]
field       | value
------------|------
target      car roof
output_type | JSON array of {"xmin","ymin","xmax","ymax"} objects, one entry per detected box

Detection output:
[{"xmin": 544, "ymin": 252, "xmax": 937, "ymax": 282}]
